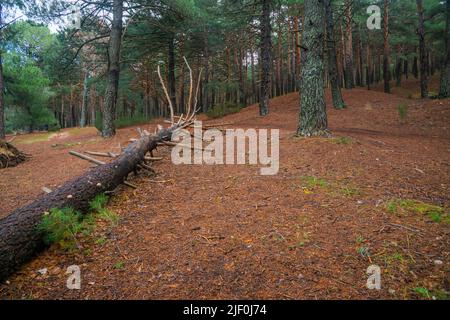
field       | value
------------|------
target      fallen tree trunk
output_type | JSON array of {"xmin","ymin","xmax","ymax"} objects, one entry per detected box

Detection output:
[{"xmin": 0, "ymin": 126, "xmax": 175, "ymax": 281}]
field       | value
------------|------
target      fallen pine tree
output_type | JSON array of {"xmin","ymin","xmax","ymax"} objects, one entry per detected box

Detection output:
[{"xmin": 0, "ymin": 58, "xmax": 202, "ymax": 281}]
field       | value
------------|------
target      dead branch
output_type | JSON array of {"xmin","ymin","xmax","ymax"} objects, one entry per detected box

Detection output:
[{"xmin": 69, "ymin": 151, "xmax": 106, "ymax": 166}]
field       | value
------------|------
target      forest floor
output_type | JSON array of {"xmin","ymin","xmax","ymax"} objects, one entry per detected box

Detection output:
[{"xmin": 0, "ymin": 77, "xmax": 449, "ymax": 299}]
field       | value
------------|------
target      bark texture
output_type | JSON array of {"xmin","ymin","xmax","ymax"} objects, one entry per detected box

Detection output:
[
  {"xmin": 80, "ymin": 71, "xmax": 89, "ymax": 128},
  {"xmin": 297, "ymin": 0, "xmax": 328, "ymax": 137},
  {"xmin": 344, "ymin": 0, "xmax": 354, "ymax": 89},
  {"xmin": 383, "ymin": 0, "xmax": 391, "ymax": 94},
  {"xmin": 259, "ymin": 0, "xmax": 271, "ymax": 116},
  {"xmin": 416, "ymin": 0, "xmax": 428, "ymax": 98},
  {"xmin": 439, "ymin": 0, "xmax": 450, "ymax": 98},
  {"xmin": 0, "ymin": 4, "xmax": 5, "ymax": 140},
  {"xmin": 102, "ymin": 0, "xmax": 123, "ymax": 137},
  {"xmin": 324, "ymin": 0, "xmax": 345, "ymax": 109}
]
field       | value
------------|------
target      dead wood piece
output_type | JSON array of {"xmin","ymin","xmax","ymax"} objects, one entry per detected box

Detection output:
[
  {"xmin": 0, "ymin": 141, "xmax": 29, "ymax": 169},
  {"xmin": 85, "ymin": 151, "xmax": 118, "ymax": 158},
  {"xmin": 123, "ymin": 181, "xmax": 138, "ymax": 189},
  {"xmin": 69, "ymin": 151, "xmax": 106, "ymax": 166}
]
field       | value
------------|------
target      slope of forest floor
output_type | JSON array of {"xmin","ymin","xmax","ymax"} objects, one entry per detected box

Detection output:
[{"xmin": 0, "ymin": 81, "xmax": 449, "ymax": 299}]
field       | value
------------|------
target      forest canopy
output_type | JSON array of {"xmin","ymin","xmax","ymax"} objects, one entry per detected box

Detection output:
[{"xmin": 0, "ymin": 0, "xmax": 447, "ymax": 136}]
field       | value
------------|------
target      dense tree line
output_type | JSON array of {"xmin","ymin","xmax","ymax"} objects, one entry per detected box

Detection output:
[{"xmin": 0, "ymin": 0, "xmax": 448, "ymax": 140}]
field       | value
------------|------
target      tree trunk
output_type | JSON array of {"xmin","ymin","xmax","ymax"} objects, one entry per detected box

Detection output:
[
  {"xmin": 203, "ymin": 27, "xmax": 210, "ymax": 112},
  {"xmin": 259, "ymin": 0, "xmax": 271, "ymax": 116},
  {"xmin": 0, "ymin": 125, "xmax": 178, "ymax": 281},
  {"xmin": 0, "ymin": 4, "xmax": 5, "ymax": 140},
  {"xmin": 297, "ymin": 0, "xmax": 328, "ymax": 137},
  {"xmin": 324, "ymin": 0, "xmax": 345, "ymax": 109},
  {"xmin": 413, "ymin": 54, "xmax": 418, "ymax": 78},
  {"xmin": 439, "ymin": 0, "xmax": 450, "ymax": 98},
  {"xmin": 102, "ymin": 0, "xmax": 123, "ymax": 137},
  {"xmin": 168, "ymin": 33, "xmax": 177, "ymax": 112},
  {"xmin": 416, "ymin": 0, "xmax": 428, "ymax": 98},
  {"xmin": 396, "ymin": 48, "xmax": 402, "ymax": 87},
  {"xmin": 344, "ymin": 0, "xmax": 354, "ymax": 89},
  {"xmin": 383, "ymin": 0, "xmax": 390, "ymax": 93},
  {"xmin": 80, "ymin": 71, "xmax": 89, "ymax": 128}
]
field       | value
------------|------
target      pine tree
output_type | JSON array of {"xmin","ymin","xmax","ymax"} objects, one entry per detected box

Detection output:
[
  {"xmin": 324, "ymin": 0, "xmax": 345, "ymax": 109},
  {"xmin": 297, "ymin": 0, "xmax": 328, "ymax": 137}
]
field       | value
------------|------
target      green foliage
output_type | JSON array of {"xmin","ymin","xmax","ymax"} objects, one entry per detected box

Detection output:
[
  {"xmin": 300, "ymin": 176, "xmax": 329, "ymax": 189},
  {"xmin": 94, "ymin": 112, "xmax": 150, "ymax": 133},
  {"xmin": 38, "ymin": 193, "xmax": 118, "ymax": 250},
  {"xmin": 89, "ymin": 193, "xmax": 119, "ymax": 226},
  {"xmin": 3, "ymin": 21, "xmax": 57, "ymax": 132},
  {"xmin": 386, "ymin": 199, "xmax": 449, "ymax": 224},
  {"xmin": 37, "ymin": 207, "xmax": 86, "ymax": 250},
  {"xmin": 413, "ymin": 287, "xmax": 430, "ymax": 299},
  {"xmin": 113, "ymin": 261, "xmax": 125, "ymax": 270},
  {"xmin": 397, "ymin": 104, "xmax": 408, "ymax": 121},
  {"xmin": 206, "ymin": 103, "xmax": 242, "ymax": 119},
  {"xmin": 89, "ymin": 193, "xmax": 109, "ymax": 212},
  {"xmin": 115, "ymin": 116, "xmax": 149, "ymax": 129}
]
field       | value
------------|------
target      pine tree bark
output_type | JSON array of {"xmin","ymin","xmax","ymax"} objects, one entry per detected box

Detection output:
[
  {"xmin": 0, "ymin": 4, "xmax": 5, "ymax": 140},
  {"xmin": 80, "ymin": 71, "xmax": 89, "ymax": 128},
  {"xmin": 102, "ymin": 0, "xmax": 123, "ymax": 137},
  {"xmin": 343, "ymin": 0, "xmax": 354, "ymax": 89},
  {"xmin": 416, "ymin": 0, "xmax": 428, "ymax": 98},
  {"xmin": 203, "ymin": 27, "xmax": 210, "ymax": 112},
  {"xmin": 168, "ymin": 33, "xmax": 177, "ymax": 111},
  {"xmin": 259, "ymin": 0, "xmax": 271, "ymax": 116},
  {"xmin": 439, "ymin": 0, "xmax": 450, "ymax": 98},
  {"xmin": 297, "ymin": 0, "xmax": 328, "ymax": 137},
  {"xmin": 324, "ymin": 0, "xmax": 345, "ymax": 109},
  {"xmin": 383, "ymin": 0, "xmax": 391, "ymax": 93}
]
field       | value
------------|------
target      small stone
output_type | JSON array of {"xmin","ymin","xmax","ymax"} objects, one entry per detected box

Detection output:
[
  {"xmin": 67, "ymin": 194, "xmax": 73, "ymax": 199},
  {"xmin": 357, "ymin": 200, "xmax": 364, "ymax": 205},
  {"xmin": 388, "ymin": 289, "xmax": 395, "ymax": 294},
  {"xmin": 434, "ymin": 260, "xmax": 443, "ymax": 265},
  {"xmin": 37, "ymin": 268, "xmax": 48, "ymax": 275},
  {"xmin": 96, "ymin": 183, "xmax": 102, "ymax": 187},
  {"xmin": 88, "ymin": 282, "xmax": 95, "ymax": 285},
  {"xmin": 5, "ymin": 280, "xmax": 10, "ymax": 285},
  {"xmin": 42, "ymin": 187, "xmax": 52, "ymax": 194}
]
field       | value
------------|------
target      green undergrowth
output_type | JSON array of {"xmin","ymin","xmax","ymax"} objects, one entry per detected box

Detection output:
[
  {"xmin": 296, "ymin": 175, "xmax": 361, "ymax": 198},
  {"xmin": 206, "ymin": 103, "xmax": 243, "ymax": 119},
  {"xmin": 386, "ymin": 199, "xmax": 449, "ymax": 224},
  {"xmin": 38, "ymin": 193, "xmax": 119, "ymax": 250}
]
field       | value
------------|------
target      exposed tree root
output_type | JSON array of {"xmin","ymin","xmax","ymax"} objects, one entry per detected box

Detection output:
[{"xmin": 0, "ymin": 141, "xmax": 29, "ymax": 169}]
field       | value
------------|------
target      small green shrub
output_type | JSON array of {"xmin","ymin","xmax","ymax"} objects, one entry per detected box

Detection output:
[
  {"xmin": 386, "ymin": 199, "xmax": 449, "ymax": 224},
  {"xmin": 413, "ymin": 287, "xmax": 430, "ymax": 299},
  {"xmin": 94, "ymin": 112, "xmax": 150, "ymax": 132},
  {"xmin": 206, "ymin": 103, "xmax": 242, "ymax": 119},
  {"xmin": 397, "ymin": 104, "xmax": 408, "ymax": 121},
  {"xmin": 89, "ymin": 193, "xmax": 109, "ymax": 212},
  {"xmin": 300, "ymin": 176, "xmax": 329, "ymax": 189},
  {"xmin": 38, "ymin": 207, "xmax": 86, "ymax": 250},
  {"xmin": 89, "ymin": 193, "xmax": 119, "ymax": 226},
  {"xmin": 38, "ymin": 193, "xmax": 118, "ymax": 250}
]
